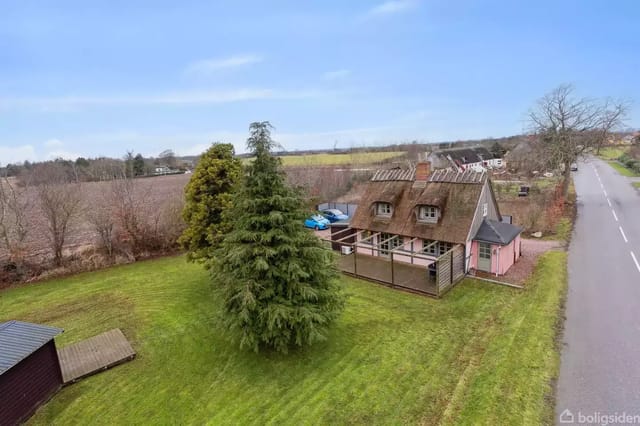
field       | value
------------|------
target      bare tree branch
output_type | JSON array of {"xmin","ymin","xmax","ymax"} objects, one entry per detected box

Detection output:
[{"xmin": 528, "ymin": 84, "xmax": 628, "ymax": 199}]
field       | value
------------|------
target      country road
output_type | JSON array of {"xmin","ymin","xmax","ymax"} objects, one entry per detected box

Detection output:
[{"xmin": 556, "ymin": 156, "xmax": 640, "ymax": 423}]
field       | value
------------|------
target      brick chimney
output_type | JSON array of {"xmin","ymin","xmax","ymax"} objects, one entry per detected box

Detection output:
[{"xmin": 415, "ymin": 162, "xmax": 431, "ymax": 181}]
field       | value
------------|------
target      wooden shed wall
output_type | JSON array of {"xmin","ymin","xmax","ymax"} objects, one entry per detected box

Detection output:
[{"xmin": 0, "ymin": 340, "xmax": 63, "ymax": 426}]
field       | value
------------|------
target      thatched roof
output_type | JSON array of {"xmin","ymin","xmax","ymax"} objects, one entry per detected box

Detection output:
[{"xmin": 350, "ymin": 168, "xmax": 487, "ymax": 244}]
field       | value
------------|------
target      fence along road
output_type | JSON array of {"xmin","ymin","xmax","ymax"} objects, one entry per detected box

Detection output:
[{"xmin": 556, "ymin": 156, "xmax": 640, "ymax": 422}]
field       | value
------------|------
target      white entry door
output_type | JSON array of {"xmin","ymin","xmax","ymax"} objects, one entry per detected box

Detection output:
[{"xmin": 478, "ymin": 242, "xmax": 492, "ymax": 272}]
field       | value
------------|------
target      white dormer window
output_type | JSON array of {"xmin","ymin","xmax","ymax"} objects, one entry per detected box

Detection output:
[
  {"xmin": 482, "ymin": 203, "xmax": 488, "ymax": 217},
  {"xmin": 376, "ymin": 202, "xmax": 392, "ymax": 216},
  {"xmin": 418, "ymin": 205, "xmax": 439, "ymax": 223}
]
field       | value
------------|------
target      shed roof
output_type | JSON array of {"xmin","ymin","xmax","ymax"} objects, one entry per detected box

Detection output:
[
  {"xmin": 0, "ymin": 321, "xmax": 63, "ymax": 375},
  {"xmin": 473, "ymin": 219, "xmax": 522, "ymax": 245}
]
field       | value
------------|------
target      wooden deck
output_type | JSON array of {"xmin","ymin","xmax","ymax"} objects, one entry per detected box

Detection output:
[
  {"xmin": 338, "ymin": 252, "xmax": 438, "ymax": 296},
  {"xmin": 57, "ymin": 328, "xmax": 136, "ymax": 384}
]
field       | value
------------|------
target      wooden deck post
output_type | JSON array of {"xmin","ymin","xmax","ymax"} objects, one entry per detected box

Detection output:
[
  {"xmin": 353, "ymin": 247, "xmax": 357, "ymax": 277},
  {"xmin": 390, "ymin": 252, "xmax": 395, "ymax": 287}
]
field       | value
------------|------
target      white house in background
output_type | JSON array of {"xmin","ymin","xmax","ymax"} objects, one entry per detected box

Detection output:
[
  {"xmin": 153, "ymin": 165, "xmax": 171, "ymax": 175},
  {"xmin": 427, "ymin": 147, "xmax": 503, "ymax": 172}
]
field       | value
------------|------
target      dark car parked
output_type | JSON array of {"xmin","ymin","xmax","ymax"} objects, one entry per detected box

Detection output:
[{"xmin": 320, "ymin": 209, "xmax": 349, "ymax": 223}]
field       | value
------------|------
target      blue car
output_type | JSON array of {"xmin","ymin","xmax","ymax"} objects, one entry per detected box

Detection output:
[
  {"xmin": 304, "ymin": 214, "xmax": 330, "ymax": 230},
  {"xmin": 321, "ymin": 209, "xmax": 349, "ymax": 223}
]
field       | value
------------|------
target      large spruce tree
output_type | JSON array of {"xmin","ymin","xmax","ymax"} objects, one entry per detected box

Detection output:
[
  {"xmin": 211, "ymin": 122, "xmax": 344, "ymax": 353},
  {"xmin": 179, "ymin": 143, "xmax": 242, "ymax": 265}
]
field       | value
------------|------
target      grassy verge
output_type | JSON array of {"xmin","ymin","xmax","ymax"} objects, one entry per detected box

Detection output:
[
  {"xmin": 633, "ymin": 182, "xmax": 640, "ymax": 189},
  {"xmin": 607, "ymin": 160, "xmax": 640, "ymax": 177},
  {"xmin": 0, "ymin": 252, "xmax": 566, "ymax": 424},
  {"xmin": 597, "ymin": 146, "xmax": 628, "ymax": 160}
]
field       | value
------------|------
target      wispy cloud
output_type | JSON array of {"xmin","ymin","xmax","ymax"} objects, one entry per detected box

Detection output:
[
  {"xmin": 184, "ymin": 54, "xmax": 263, "ymax": 75},
  {"xmin": 322, "ymin": 69, "xmax": 351, "ymax": 81},
  {"xmin": 0, "ymin": 88, "xmax": 329, "ymax": 111},
  {"xmin": 363, "ymin": 0, "xmax": 418, "ymax": 18}
]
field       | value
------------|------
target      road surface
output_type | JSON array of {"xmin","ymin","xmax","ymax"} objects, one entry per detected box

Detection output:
[{"xmin": 556, "ymin": 156, "xmax": 640, "ymax": 424}]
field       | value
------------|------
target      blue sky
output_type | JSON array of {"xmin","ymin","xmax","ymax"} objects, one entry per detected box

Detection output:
[{"xmin": 1, "ymin": 0, "xmax": 639, "ymax": 164}]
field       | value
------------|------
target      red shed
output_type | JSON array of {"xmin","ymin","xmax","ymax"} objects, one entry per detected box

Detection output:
[{"xmin": 0, "ymin": 321, "xmax": 63, "ymax": 425}]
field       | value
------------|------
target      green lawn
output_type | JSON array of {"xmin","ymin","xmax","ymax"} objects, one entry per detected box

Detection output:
[
  {"xmin": 607, "ymin": 160, "xmax": 640, "ymax": 177},
  {"xmin": 0, "ymin": 252, "xmax": 566, "ymax": 425},
  {"xmin": 243, "ymin": 151, "xmax": 406, "ymax": 167},
  {"xmin": 633, "ymin": 182, "xmax": 640, "ymax": 189}
]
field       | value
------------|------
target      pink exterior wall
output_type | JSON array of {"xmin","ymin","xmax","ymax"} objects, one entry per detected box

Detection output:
[
  {"xmin": 470, "ymin": 234, "xmax": 522, "ymax": 275},
  {"xmin": 469, "ymin": 240, "xmax": 478, "ymax": 270}
]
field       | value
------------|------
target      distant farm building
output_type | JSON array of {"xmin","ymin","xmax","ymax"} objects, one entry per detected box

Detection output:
[
  {"xmin": 153, "ymin": 165, "xmax": 172, "ymax": 175},
  {"xmin": 427, "ymin": 147, "xmax": 503, "ymax": 172},
  {"xmin": 0, "ymin": 321, "xmax": 63, "ymax": 425}
]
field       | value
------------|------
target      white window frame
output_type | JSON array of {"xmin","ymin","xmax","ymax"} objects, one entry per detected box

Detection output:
[
  {"xmin": 418, "ymin": 205, "xmax": 438, "ymax": 223},
  {"xmin": 422, "ymin": 239, "xmax": 438, "ymax": 256},
  {"xmin": 376, "ymin": 202, "xmax": 392, "ymax": 216},
  {"xmin": 390, "ymin": 236, "xmax": 403, "ymax": 251},
  {"xmin": 482, "ymin": 203, "xmax": 488, "ymax": 217},
  {"xmin": 438, "ymin": 241, "xmax": 453, "ymax": 255}
]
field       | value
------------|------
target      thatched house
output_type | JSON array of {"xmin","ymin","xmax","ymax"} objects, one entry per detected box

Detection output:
[{"xmin": 348, "ymin": 162, "xmax": 523, "ymax": 277}]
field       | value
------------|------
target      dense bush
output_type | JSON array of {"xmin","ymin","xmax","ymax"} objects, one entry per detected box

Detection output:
[
  {"xmin": 179, "ymin": 143, "xmax": 242, "ymax": 265},
  {"xmin": 618, "ymin": 153, "xmax": 640, "ymax": 173}
]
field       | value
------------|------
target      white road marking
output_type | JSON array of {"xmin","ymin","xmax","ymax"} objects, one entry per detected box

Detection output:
[
  {"xmin": 612, "ymin": 209, "xmax": 619, "ymax": 222},
  {"xmin": 631, "ymin": 252, "xmax": 640, "ymax": 273},
  {"xmin": 606, "ymin": 198, "xmax": 612, "ymax": 207},
  {"xmin": 603, "ymin": 189, "xmax": 608, "ymax": 197},
  {"xmin": 619, "ymin": 226, "xmax": 628, "ymax": 243}
]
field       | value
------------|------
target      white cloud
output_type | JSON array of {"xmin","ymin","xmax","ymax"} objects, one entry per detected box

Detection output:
[
  {"xmin": 364, "ymin": 0, "xmax": 418, "ymax": 18},
  {"xmin": 0, "ymin": 145, "xmax": 37, "ymax": 165},
  {"xmin": 1, "ymin": 88, "xmax": 329, "ymax": 111},
  {"xmin": 184, "ymin": 54, "xmax": 263, "ymax": 75},
  {"xmin": 44, "ymin": 138, "xmax": 64, "ymax": 148},
  {"xmin": 322, "ymin": 69, "xmax": 351, "ymax": 81}
]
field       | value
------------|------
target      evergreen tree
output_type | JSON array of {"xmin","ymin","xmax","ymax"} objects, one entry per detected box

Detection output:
[
  {"xmin": 211, "ymin": 122, "xmax": 345, "ymax": 353},
  {"xmin": 490, "ymin": 142, "xmax": 506, "ymax": 159},
  {"xmin": 179, "ymin": 143, "xmax": 242, "ymax": 264},
  {"xmin": 133, "ymin": 154, "xmax": 145, "ymax": 176},
  {"xmin": 124, "ymin": 150, "xmax": 135, "ymax": 178}
]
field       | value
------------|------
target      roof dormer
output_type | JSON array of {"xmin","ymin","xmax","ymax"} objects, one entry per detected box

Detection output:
[
  {"xmin": 416, "ymin": 205, "xmax": 439, "ymax": 224},
  {"xmin": 375, "ymin": 202, "xmax": 393, "ymax": 217}
]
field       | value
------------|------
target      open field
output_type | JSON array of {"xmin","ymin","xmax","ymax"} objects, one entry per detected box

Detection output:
[
  {"xmin": 0, "ymin": 174, "xmax": 189, "ymax": 265},
  {"xmin": 607, "ymin": 160, "xmax": 640, "ymax": 177},
  {"xmin": 245, "ymin": 151, "xmax": 407, "ymax": 166},
  {"xmin": 0, "ymin": 251, "xmax": 566, "ymax": 424}
]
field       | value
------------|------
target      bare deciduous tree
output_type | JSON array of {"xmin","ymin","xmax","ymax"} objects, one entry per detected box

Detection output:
[
  {"xmin": 0, "ymin": 174, "xmax": 31, "ymax": 263},
  {"xmin": 86, "ymin": 190, "xmax": 116, "ymax": 261},
  {"xmin": 529, "ymin": 84, "xmax": 628, "ymax": 199},
  {"xmin": 595, "ymin": 98, "xmax": 629, "ymax": 155},
  {"xmin": 35, "ymin": 164, "xmax": 83, "ymax": 266}
]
